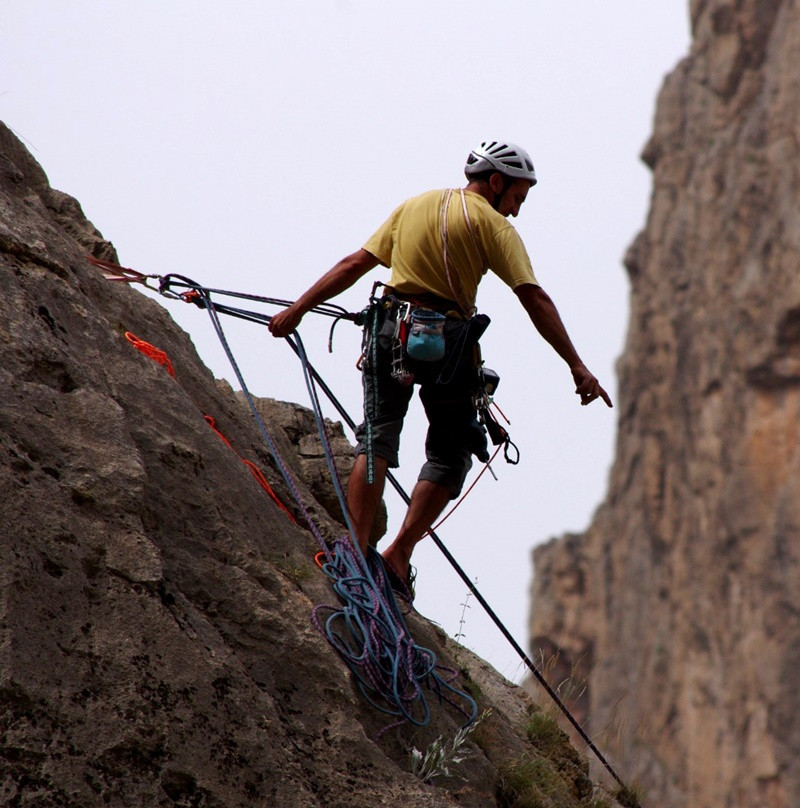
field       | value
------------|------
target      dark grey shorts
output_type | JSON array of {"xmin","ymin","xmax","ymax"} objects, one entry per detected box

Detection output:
[{"xmin": 354, "ymin": 310, "xmax": 487, "ymax": 498}]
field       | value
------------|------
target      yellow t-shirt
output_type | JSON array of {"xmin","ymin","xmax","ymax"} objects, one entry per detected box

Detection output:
[{"xmin": 363, "ymin": 188, "xmax": 538, "ymax": 310}]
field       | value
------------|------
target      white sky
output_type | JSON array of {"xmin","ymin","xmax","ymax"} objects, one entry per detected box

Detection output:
[{"xmin": 4, "ymin": 1, "xmax": 690, "ymax": 683}]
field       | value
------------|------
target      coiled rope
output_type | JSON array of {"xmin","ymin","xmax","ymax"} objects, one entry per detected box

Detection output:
[{"xmin": 315, "ymin": 540, "xmax": 474, "ymax": 729}]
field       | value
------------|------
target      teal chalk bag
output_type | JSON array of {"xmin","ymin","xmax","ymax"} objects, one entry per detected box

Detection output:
[{"xmin": 405, "ymin": 309, "xmax": 446, "ymax": 361}]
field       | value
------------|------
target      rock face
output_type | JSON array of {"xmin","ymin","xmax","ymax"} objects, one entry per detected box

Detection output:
[
  {"xmin": 0, "ymin": 121, "xmax": 619, "ymax": 807},
  {"xmin": 241, "ymin": 395, "xmax": 388, "ymax": 545},
  {"xmin": 530, "ymin": 2, "xmax": 800, "ymax": 807}
]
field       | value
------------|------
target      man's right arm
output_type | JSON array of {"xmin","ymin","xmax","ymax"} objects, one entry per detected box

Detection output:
[{"xmin": 268, "ymin": 249, "xmax": 380, "ymax": 337}]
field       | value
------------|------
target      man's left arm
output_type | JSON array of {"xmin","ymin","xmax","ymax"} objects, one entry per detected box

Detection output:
[{"xmin": 514, "ymin": 283, "xmax": 613, "ymax": 408}]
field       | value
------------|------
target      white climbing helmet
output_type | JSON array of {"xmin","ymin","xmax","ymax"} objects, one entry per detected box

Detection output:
[{"xmin": 465, "ymin": 140, "xmax": 537, "ymax": 185}]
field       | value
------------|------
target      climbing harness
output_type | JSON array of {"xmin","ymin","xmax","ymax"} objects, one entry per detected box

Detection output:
[
  {"xmin": 358, "ymin": 281, "xmax": 517, "ymax": 469},
  {"xmin": 92, "ymin": 257, "xmax": 635, "ymax": 795}
]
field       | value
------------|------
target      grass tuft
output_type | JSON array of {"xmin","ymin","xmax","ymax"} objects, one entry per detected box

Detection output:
[
  {"xmin": 614, "ymin": 783, "xmax": 645, "ymax": 808},
  {"xmin": 409, "ymin": 709, "xmax": 491, "ymax": 784}
]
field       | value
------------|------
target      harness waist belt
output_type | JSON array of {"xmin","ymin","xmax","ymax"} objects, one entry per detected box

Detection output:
[{"xmin": 382, "ymin": 287, "xmax": 464, "ymax": 318}]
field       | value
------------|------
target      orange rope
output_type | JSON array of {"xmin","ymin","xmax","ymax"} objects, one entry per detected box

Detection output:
[
  {"xmin": 125, "ymin": 332, "xmax": 176, "ymax": 377},
  {"xmin": 122, "ymin": 328, "xmax": 295, "ymax": 523},
  {"xmin": 204, "ymin": 416, "xmax": 297, "ymax": 524},
  {"xmin": 424, "ymin": 442, "xmax": 504, "ymax": 537}
]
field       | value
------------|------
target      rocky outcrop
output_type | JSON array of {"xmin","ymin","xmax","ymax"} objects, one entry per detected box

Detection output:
[
  {"xmin": 530, "ymin": 2, "xmax": 800, "ymax": 807},
  {"xmin": 0, "ymin": 120, "xmax": 624, "ymax": 807},
  {"xmin": 241, "ymin": 395, "xmax": 388, "ymax": 544}
]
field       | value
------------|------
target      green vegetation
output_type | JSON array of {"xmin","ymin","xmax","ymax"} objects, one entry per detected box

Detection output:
[
  {"xmin": 495, "ymin": 708, "xmax": 598, "ymax": 808},
  {"xmin": 409, "ymin": 709, "xmax": 490, "ymax": 783},
  {"xmin": 497, "ymin": 755, "xmax": 626, "ymax": 808},
  {"xmin": 614, "ymin": 783, "xmax": 645, "ymax": 808},
  {"xmin": 525, "ymin": 710, "xmax": 569, "ymax": 758},
  {"xmin": 445, "ymin": 596, "xmax": 644, "ymax": 806},
  {"xmin": 497, "ymin": 753, "xmax": 573, "ymax": 807},
  {"xmin": 457, "ymin": 665, "xmax": 484, "ymax": 704}
]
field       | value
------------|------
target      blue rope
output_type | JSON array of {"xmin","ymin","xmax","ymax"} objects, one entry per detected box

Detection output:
[
  {"xmin": 293, "ymin": 333, "xmax": 355, "ymax": 542},
  {"xmin": 190, "ymin": 282, "xmax": 477, "ymax": 730},
  {"xmin": 314, "ymin": 539, "xmax": 476, "ymax": 729}
]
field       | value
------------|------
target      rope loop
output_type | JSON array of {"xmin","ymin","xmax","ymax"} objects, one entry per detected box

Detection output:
[
  {"xmin": 313, "ymin": 538, "xmax": 477, "ymax": 729},
  {"xmin": 503, "ymin": 438, "xmax": 520, "ymax": 465},
  {"xmin": 125, "ymin": 331, "xmax": 176, "ymax": 377}
]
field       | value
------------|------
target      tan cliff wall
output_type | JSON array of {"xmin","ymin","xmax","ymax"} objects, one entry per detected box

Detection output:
[{"xmin": 530, "ymin": 2, "xmax": 800, "ymax": 807}]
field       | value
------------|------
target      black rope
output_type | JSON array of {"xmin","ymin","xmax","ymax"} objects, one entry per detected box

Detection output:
[
  {"xmin": 158, "ymin": 273, "xmax": 359, "ymax": 322},
  {"xmin": 155, "ymin": 275, "xmax": 635, "ymax": 797}
]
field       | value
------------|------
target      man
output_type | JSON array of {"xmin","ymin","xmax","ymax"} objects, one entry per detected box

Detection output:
[{"xmin": 269, "ymin": 140, "xmax": 612, "ymax": 589}]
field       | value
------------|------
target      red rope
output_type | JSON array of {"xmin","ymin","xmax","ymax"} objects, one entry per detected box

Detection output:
[
  {"xmin": 122, "ymin": 329, "xmax": 295, "ymax": 523},
  {"xmin": 125, "ymin": 332, "xmax": 176, "ymax": 377},
  {"xmin": 204, "ymin": 416, "xmax": 297, "ymax": 524},
  {"xmin": 87, "ymin": 255, "xmax": 160, "ymax": 285},
  {"xmin": 424, "ymin": 442, "xmax": 503, "ymax": 536},
  {"xmin": 491, "ymin": 400, "xmax": 511, "ymax": 424}
]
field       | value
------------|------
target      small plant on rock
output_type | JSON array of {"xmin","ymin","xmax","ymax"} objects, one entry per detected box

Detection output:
[{"xmin": 409, "ymin": 709, "xmax": 491, "ymax": 783}]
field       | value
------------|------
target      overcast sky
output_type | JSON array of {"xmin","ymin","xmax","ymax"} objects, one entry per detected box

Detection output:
[{"xmin": 4, "ymin": 1, "xmax": 690, "ymax": 682}]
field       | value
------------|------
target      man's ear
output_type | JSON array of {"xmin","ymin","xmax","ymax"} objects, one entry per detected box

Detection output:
[{"xmin": 488, "ymin": 172, "xmax": 505, "ymax": 195}]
